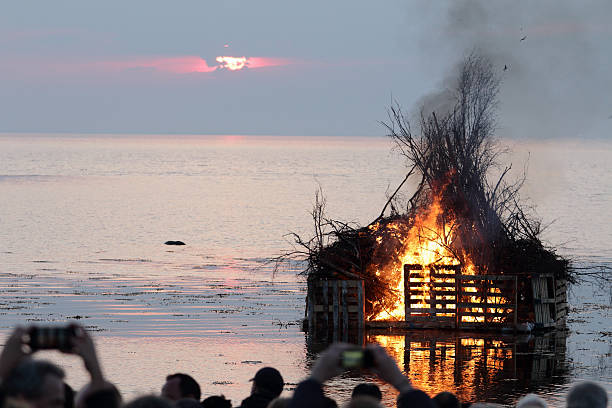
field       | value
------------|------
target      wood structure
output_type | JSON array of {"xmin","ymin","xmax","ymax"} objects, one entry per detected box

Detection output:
[
  {"xmin": 402, "ymin": 264, "xmax": 518, "ymax": 330},
  {"xmin": 305, "ymin": 264, "xmax": 568, "ymax": 335},
  {"xmin": 306, "ymin": 279, "xmax": 365, "ymax": 341}
]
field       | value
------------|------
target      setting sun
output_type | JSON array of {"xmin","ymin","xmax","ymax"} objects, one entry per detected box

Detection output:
[{"xmin": 215, "ymin": 56, "xmax": 248, "ymax": 71}]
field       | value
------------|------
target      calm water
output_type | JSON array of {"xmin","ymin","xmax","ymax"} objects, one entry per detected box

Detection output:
[{"xmin": 0, "ymin": 134, "xmax": 610, "ymax": 407}]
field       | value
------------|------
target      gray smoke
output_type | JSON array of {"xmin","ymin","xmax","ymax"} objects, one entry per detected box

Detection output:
[{"xmin": 415, "ymin": 0, "xmax": 612, "ymax": 140}]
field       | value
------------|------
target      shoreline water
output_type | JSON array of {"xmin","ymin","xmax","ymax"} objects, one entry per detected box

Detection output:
[{"xmin": 1, "ymin": 134, "xmax": 610, "ymax": 406}]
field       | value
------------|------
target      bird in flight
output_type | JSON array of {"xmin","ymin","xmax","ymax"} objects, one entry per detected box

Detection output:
[
  {"xmin": 520, "ymin": 35, "xmax": 528, "ymax": 42},
  {"xmin": 503, "ymin": 64, "xmax": 508, "ymax": 71}
]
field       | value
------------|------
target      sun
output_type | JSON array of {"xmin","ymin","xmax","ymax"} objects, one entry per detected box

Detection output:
[{"xmin": 215, "ymin": 56, "xmax": 248, "ymax": 71}]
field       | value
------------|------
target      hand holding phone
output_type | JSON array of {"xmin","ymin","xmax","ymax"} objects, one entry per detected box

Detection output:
[{"xmin": 24, "ymin": 325, "xmax": 81, "ymax": 352}]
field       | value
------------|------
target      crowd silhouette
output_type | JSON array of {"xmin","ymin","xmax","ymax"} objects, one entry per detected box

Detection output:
[{"xmin": 0, "ymin": 325, "xmax": 607, "ymax": 408}]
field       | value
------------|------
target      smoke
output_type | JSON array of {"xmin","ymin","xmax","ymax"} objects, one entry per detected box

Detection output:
[{"xmin": 415, "ymin": 0, "xmax": 612, "ymax": 139}]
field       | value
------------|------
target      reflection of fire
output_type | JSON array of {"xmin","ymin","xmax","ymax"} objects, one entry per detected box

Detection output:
[
  {"xmin": 215, "ymin": 56, "xmax": 248, "ymax": 71},
  {"xmin": 368, "ymin": 192, "xmax": 511, "ymax": 322},
  {"xmin": 368, "ymin": 334, "xmax": 514, "ymax": 402}
]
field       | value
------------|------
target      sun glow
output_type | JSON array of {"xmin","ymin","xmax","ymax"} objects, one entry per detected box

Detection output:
[{"xmin": 215, "ymin": 56, "xmax": 248, "ymax": 71}]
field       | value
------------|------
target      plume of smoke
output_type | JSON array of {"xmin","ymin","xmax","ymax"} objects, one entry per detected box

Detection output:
[{"xmin": 416, "ymin": 0, "xmax": 612, "ymax": 140}]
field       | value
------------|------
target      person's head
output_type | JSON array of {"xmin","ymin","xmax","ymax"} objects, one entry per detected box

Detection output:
[
  {"xmin": 433, "ymin": 391, "xmax": 461, "ymax": 408},
  {"xmin": 161, "ymin": 373, "xmax": 201, "ymax": 401},
  {"xmin": 200, "ymin": 395, "xmax": 232, "ymax": 408},
  {"xmin": 516, "ymin": 393, "xmax": 546, "ymax": 408},
  {"xmin": 342, "ymin": 396, "xmax": 383, "ymax": 408},
  {"xmin": 267, "ymin": 397, "xmax": 291, "ymax": 408},
  {"xmin": 124, "ymin": 396, "xmax": 173, "ymax": 408},
  {"xmin": 174, "ymin": 399, "xmax": 202, "ymax": 408},
  {"xmin": 323, "ymin": 396, "xmax": 339, "ymax": 408},
  {"xmin": 2, "ymin": 360, "xmax": 66, "ymax": 408},
  {"xmin": 566, "ymin": 381, "xmax": 608, "ymax": 408},
  {"xmin": 351, "ymin": 383, "xmax": 382, "ymax": 402},
  {"xmin": 250, "ymin": 367, "xmax": 284, "ymax": 397},
  {"xmin": 75, "ymin": 382, "xmax": 121, "ymax": 408}
]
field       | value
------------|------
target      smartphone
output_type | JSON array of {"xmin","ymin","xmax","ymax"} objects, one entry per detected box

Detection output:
[
  {"xmin": 25, "ymin": 325, "xmax": 78, "ymax": 352},
  {"xmin": 340, "ymin": 349, "xmax": 374, "ymax": 369}
]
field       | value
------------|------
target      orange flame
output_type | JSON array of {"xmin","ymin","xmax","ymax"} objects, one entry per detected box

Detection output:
[{"xmin": 368, "ymin": 192, "xmax": 511, "ymax": 323}]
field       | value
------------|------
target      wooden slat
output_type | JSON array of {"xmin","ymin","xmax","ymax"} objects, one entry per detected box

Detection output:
[
  {"xmin": 332, "ymin": 281, "xmax": 339, "ymax": 341},
  {"xmin": 457, "ymin": 302, "xmax": 514, "ymax": 308},
  {"xmin": 405, "ymin": 315, "xmax": 455, "ymax": 321},
  {"xmin": 341, "ymin": 281, "xmax": 348, "ymax": 342},
  {"xmin": 322, "ymin": 280, "xmax": 329, "ymax": 331},
  {"xmin": 456, "ymin": 274, "xmax": 517, "ymax": 281},
  {"xmin": 357, "ymin": 280, "xmax": 364, "ymax": 329},
  {"xmin": 314, "ymin": 305, "xmax": 362, "ymax": 313}
]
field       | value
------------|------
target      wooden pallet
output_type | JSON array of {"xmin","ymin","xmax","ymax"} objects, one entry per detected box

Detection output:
[
  {"xmin": 306, "ymin": 279, "xmax": 364, "ymax": 341},
  {"xmin": 403, "ymin": 264, "xmax": 518, "ymax": 330}
]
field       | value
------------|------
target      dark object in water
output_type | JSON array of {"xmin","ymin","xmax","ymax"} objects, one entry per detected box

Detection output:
[{"xmin": 165, "ymin": 241, "xmax": 186, "ymax": 245}]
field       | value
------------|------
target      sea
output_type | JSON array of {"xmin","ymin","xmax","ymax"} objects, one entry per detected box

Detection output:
[{"xmin": 0, "ymin": 134, "xmax": 610, "ymax": 407}]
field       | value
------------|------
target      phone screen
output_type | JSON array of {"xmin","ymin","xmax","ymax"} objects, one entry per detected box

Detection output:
[{"xmin": 341, "ymin": 350, "xmax": 365, "ymax": 369}]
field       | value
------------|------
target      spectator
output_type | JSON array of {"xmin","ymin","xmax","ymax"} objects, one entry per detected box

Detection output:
[
  {"xmin": 343, "ymin": 396, "xmax": 382, "ymax": 408},
  {"xmin": 161, "ymin": 373, "xmax": 201, "ymax": 402},
  {"xmin": 351, "ymin": 384, "xmax": 382, "ymax": 402},
  {"xmin": 323, "ymin": 396, "xmax": 338, "ymax": 408},
  {"xmin": 433, "ymin": 391, "xmax": 460, "ymax": 408},
  {"xmin": 124, "ymin": 395, "xmax": 173, "ymax": 408},
  {"xmin": 201, "ymin": 395, "xmax": 232, "ymax": 408},
  {"xmin": 2, "ymin": 359, "xmax": 66, "ymax": 408},
  {"xmin": 288, "ymin": 343, "xmax": 435, "ymax": 408},
  {"xmin": 566, "ymin": 381, "xmax": 608, "ymax": 408},
  {"xmin": 0, "ymin": 325, "xmax": 120, "ymax": 408},
  {"xmin": 267, "ymin": 397, "xmax": 291, "ymax": 408},
  {"xmin": 239, "ymin": 367, "xmax": 284, "ymax": 408},
  {"xmin": 516, "ymin": 393, "xmax": 546, "ymax": 408},
  {"xmin": 175, "ymin": 398, "xmax": 203, "ymax": 408}
]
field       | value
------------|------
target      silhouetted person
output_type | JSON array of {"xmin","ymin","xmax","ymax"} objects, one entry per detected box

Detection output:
[
  {"xmin": 175, "ymin": 398, "xmax": 202, "ymax": 408},
  {"xmin": 566, "ymin": 381, "xmax": 608, "ymax": 408},
  {"xmin": 2, "ymin": 360, "xmax": 66, "ymax": 408},
  {"xmin": 239, "ymin": 367, "xmax": 284, "ymax": 408},
  {"xmin": 201, "ymin": 395, "xmax": 232, "ymax": 408},
  {"xmin": 161, "ymin": 373, "xmax": 201, "ymax": 402},
  {"xmin": 516, "ymin": 393, "xmax": 546, "ymax": 407},
  {"xmin": 323, "ymin": 396, "xmax": 338, "ymax": 408},
  {"xmin": 344, "ymin": 396, "xmax": 383, "ymax": 408},
  {"xmin": 433, "ymin": 391, "xmax": 460, "ymax": 408},
  {"xmin": 351, "ymin": 383, "xmax": 382, "ymax": 402},
  {"xmin": 124, "ymin": 396, "xmax": 173, "ymax": 408},
  {"xmin": 267, "ymin": 397, "xmax": 291, "ymax": 408}
]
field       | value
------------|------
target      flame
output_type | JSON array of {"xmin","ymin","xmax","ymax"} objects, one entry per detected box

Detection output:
[
  {"xmin": 215, "ymin": 56, "xmax": 247, "ymax": 71},
  {"xmin": 368, "ymin": 193, "xmax": 511, "ymax": 323},
  {"xmin": 368, "ymin": 196, "xmax": 462, "ymax": 320}
]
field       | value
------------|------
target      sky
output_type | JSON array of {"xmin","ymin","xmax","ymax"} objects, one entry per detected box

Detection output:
[{"xmin": 0, "ymin": 1, "xmax": 610, "ymax": 138}]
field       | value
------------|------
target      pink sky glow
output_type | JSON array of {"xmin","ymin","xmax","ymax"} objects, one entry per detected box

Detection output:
[{"xmin": 0, "ymin": 55, "xmax": 299, "ymax": 77}]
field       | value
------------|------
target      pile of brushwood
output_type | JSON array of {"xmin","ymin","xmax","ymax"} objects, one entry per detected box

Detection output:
[{"xmin": 276, "ymin": 52, "xmax": 575, "ymax": 320}]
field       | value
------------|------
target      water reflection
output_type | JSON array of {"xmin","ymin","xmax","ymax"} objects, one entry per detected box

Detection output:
[{"xmin": 309, "ymin": 330, "xmax": 569, "ymax": 405}]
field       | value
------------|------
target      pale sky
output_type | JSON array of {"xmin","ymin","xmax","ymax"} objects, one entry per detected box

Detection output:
[{"xmin": 0, "ymin": 1, "xmax": 610, "ymax": 138}]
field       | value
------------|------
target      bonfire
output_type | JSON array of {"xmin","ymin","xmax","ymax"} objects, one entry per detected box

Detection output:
[{"xmin": 278, "ymin": 52, "xmax": 572, "ymax": 325}]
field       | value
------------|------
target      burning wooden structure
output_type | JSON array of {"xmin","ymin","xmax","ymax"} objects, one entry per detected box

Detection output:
[
  {"xmin": 305, "ymin": 267, "xmax": 567, "ymax": 335},
  {"xmin": 285, "ymin": 53, "xmax": 572, "ymax": 336}
]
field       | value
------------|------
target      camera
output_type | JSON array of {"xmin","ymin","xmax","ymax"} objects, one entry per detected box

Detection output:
[
  {"xmin": 340, "ymin": 349, "xmax": 374, "ymax": 369},
  {"xmin": 23, "ymin": 325, "xmax": 79, "ymax": 352}
]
